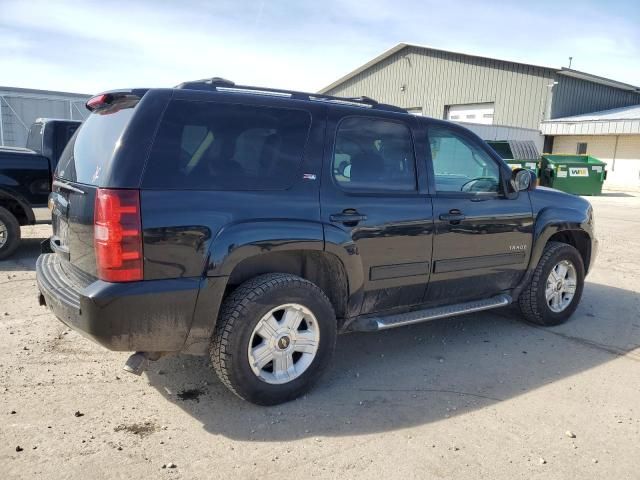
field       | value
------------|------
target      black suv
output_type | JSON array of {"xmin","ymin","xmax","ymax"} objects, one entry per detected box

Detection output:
[{"xmin": 37, "ymin": 79, "xmax": 597, "ymax": 405}]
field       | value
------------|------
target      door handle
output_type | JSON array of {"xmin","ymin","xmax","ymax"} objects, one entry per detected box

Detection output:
[
  {"xmin": 330, "ymin": 211, "xmax": 367, "ymax": 224},
  {"xmin": 439, "ymin": 209, "xmax": 466, "ymax": 222}
]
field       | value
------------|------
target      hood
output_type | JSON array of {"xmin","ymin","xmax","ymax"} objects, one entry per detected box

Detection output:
[{"xmin": 530, "ymin": 186, "xmax": 592, "ymax": 216}]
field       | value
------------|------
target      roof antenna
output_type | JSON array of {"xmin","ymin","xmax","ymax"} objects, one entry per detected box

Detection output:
[{"xmin": 568, "ymin": 56, "xmax": 573, "ymax": 69}]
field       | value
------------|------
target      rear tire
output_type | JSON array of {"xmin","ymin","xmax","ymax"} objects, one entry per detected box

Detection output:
[
  {"xmin": 518, "ymin": 241, "xmax": 585, "ymax": 326},
  {"xmin": 210, "ymin": 273, "xmax": 337, "ymax": 405},
  {"xmin": 0, "ymin": 207, "xmax": 21, "ymax": 260}
]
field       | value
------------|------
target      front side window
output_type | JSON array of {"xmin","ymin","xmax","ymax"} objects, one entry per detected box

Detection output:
[
  {"xmin": 143, "ymin": 101, "xmax": 311, "ymax": 190},
  {"xmin": 333, "ymin": 117, "xmax": 416, "ymax": 192},
  {"xmin": 428, "ymin": 125, "xmax": 501, "ymax": 194}
]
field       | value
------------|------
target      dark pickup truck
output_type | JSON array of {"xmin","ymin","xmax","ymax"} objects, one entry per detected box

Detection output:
[
  {"xmin": 37, "ymin": 80, "xmax": 596, "ymax": 405},
  {"xmin": 0, "ymin": 118, "xmax": 81, "ymax": 259}
]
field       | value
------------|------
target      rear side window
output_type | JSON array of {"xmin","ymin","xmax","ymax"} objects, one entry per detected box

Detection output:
[
  {"xmin": 53, "ymin": 124, "xmax": 79, "ymax": 163},
  {"xmin": 332, "ymin": 117, "xmax": 416, "ymax": 192},
  {"xmin": 26, "ymin": 124, "xmax": 43, "ymax": 152},
  {"xmin": 57, "ymin": 100, "xmax": 137, "ymax": 185},
  {"xmin": 142, "ymin": 101, "xmax": 312, "ymax": 190}
]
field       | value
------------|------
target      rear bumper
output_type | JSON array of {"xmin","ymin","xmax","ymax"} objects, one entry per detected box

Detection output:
[{"xmin": 36, "ymin": 253, "xmax": 201, "ymax": 352}]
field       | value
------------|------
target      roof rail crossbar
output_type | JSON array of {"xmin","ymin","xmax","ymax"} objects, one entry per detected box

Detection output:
[
  {"xmin": 175, "ymin": 78, "xmax": 407, "ymax": 113},
  {"xmin": 343, "ymin": 96, "xmax": 378, "ymax": 105},
  {"xmin": 174, "ymin": 77, "xmax": 236, "ymax": 90}
]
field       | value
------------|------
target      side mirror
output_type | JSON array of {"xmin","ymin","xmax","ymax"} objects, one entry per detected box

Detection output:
[{"xmin": 511, "ymin": 168, "xmax": 535, "ymax": 192}]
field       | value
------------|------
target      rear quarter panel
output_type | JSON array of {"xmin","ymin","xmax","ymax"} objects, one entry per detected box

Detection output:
[{"xmin": 141, "ymin": 189, "xmax": 325, "ymax": 280}]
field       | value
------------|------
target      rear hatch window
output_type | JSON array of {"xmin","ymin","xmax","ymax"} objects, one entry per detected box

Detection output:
[
  {"xmin": 51, "ymin": 96, "xmax": 140, "ymax": 277},
  {"xmin": 142, "ymin": 100, "xmax": 311, "ymax": 190},
  {"xmin": 57, "ymin": 98, "xmax": 137, "ymax": 185}
]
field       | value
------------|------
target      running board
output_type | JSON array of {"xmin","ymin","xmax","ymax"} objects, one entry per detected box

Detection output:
[{"xmin": 348, "ymin": 294, "xmax": 512, "ymax": 332}]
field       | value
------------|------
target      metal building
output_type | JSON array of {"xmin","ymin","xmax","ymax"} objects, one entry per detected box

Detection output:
[
  {"xmin": 319, "ymin": 43, "xmax": 640, "ymax": 133},
  {"xmin": 0, "ymin": 86, "xmax": 90, "ymax": 147},
  {"xmin": 541, "ymin": 104, "xmax": 640, "ymax": 191}
]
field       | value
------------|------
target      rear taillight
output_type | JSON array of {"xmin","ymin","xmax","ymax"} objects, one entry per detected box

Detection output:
[{"xmin": 94, "ymin": 189, "xmax": 143, "ymax": 282}]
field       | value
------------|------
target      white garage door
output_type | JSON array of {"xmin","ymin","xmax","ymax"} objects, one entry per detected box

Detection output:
[
  {"xmin": 613, "ymin": 136, "xmax": 640, "ymax": 190},
  {"xmin": 446, "ymin": 102, "xmax": 495, "ymax": 125}
]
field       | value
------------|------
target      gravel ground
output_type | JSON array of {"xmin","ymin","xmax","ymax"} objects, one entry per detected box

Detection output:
[{"xmin": 2, "ymin": 191, "xmax": 639, "ymax": 480}]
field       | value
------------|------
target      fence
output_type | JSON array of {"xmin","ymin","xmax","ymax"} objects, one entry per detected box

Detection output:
[{"xmin": 0, "ymin": 88, "xmax": 90, "ymax": 147}]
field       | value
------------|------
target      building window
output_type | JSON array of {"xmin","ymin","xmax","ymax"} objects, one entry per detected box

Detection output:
[{"xmin": 576, "ymin": 142, "xmax": 588, "ymax": 155}]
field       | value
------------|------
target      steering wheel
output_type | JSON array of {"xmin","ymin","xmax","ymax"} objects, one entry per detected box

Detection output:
[{"xmin": 460, "ymin": 177, "xmax": 498, "ymax": 193}]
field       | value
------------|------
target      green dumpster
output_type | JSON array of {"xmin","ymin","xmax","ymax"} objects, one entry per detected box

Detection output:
[
  {"xmin": 540, "ymin": 154, "xmax": 607, "ymax": 196},
  {"xmin": 487, "ymin": 140, "xmax": 541, "ymax": 176}
]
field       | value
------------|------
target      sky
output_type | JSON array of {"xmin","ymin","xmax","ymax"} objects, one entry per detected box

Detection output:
[{"xmin": 1, "ymin": 0, "xmax": 639, "ymax": 95}]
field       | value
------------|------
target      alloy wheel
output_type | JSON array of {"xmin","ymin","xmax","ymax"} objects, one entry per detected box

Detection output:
[
  {"xmin": 545, "ymin": 260, "xmax": 578, "ymax": 313},
  {"xmin": 0, "ymin": 221, "xmax": 7, "ymax": 248},
  {"xmin": 247, "ymin": 303, "xmax": 320, "ymax": 384}
]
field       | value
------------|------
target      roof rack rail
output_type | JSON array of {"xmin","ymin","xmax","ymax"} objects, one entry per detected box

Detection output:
[{"xmin": 174, "ymin": 78, "xmax": 406, "ymax": 113}]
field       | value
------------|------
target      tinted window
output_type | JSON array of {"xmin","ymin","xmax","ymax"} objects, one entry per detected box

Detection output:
[
  {"xmin": 142, "ymin": 101, "xmax": 311, "ymax": 190},
  {"xmin": 57, "ymin": 100, "xmax": 137, "ymax": 184},
  {"xmin": 26, "ymin": 124, "xmax": 43, "ymax": 152},
  {"xmin": 53, "ymin": 124, "xmax": 79, "ymax": 163},
  {"xmin": 428, "ymin": 126, "xmax": 500, "ymax": 193},
  {"xmin": 333, "ymin": 117, "xmax": 416, "ymax": 191}
]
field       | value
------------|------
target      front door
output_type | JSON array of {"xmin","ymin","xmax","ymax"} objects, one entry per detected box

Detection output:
[
  {"xmin": 321, "ymin": 110, "xmax": 434, "ymax": 316},
  {"xmin": 423, "ymin": 123, "xmax": 534, "ymax": 304}
]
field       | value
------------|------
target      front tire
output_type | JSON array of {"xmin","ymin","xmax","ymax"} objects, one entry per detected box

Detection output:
[
  {"xmin": 210, "ymin": 273, "xmax": 337, "ymax": 405},
  {"xmin": 0, "ymin": 207, "xmax": 21, "ymax": 260},
  {"xmin": 518, "ymin": 241, "xmax": 585, "ymax": 326}
]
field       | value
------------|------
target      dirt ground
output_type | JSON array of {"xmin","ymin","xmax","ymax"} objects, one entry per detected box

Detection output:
[{"xmin": 2, "ymin": 191, "xmax": 639, "ymax": 480}]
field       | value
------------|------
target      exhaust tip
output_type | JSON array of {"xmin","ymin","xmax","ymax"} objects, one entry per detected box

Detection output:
[{"xmin": 123, "ymin": 352, "xmax": 148, "ymax": 376}]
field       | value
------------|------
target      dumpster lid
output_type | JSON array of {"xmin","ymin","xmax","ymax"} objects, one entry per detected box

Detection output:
[
  {"xmin": 487, "ymin": 140, "xmax": 540, "ymax": 161},
  {"xmin": 542, "ymin": 154, "xmax": 607, "ymax": 166}
]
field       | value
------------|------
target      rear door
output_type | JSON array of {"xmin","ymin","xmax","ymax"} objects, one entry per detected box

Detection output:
[
  {"xmin": 320, "ymin": 109, "xmax": 434, "ymax": 315},
  {"xmin": 423, "ymin": 122, "xmax": 534, "ymax": 304}
]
